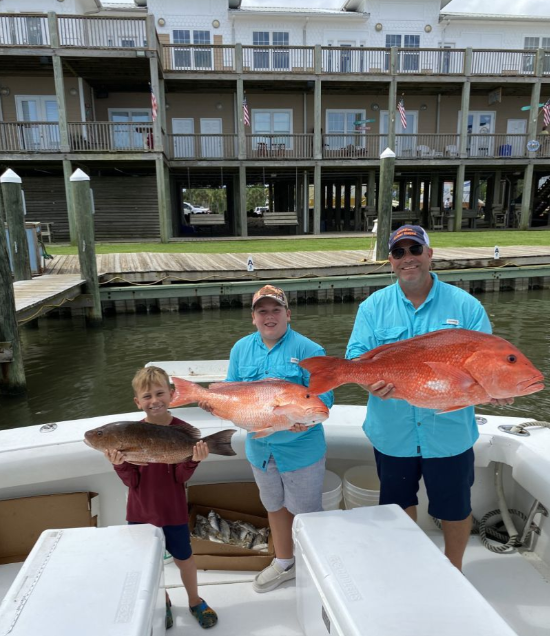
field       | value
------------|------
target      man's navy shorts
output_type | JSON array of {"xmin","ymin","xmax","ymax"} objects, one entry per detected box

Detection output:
[
  {"xmin": 129, "ymin": 522, "xmax": 192, "ymax": 561},
  {"xmin": 373, "ymin": 447, "xmax": 475, "ymax": 521}
]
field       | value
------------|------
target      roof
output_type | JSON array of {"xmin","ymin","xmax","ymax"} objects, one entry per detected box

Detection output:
[
  {"xmin": 440, "ymin": 12, "xmax": 550, "ymax": 22},
  {"xmin": 230, "ymin": 6, "xmax": 367, "ymax": 17},
  {"xmin": 343, "ymin": 0, "xmax": 452, "ymax": 8}
]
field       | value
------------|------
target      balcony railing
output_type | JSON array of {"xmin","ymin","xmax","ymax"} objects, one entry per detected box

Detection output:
[
  {"xmin": 321, "ymin": 47, "xmax": 388, "ymax": 74},
  {"xmin": 57, "ymin": 16, "xmax": 147, "ymax": 49},
  {"xmin": 471, "ymin": 49, "xmax": 536, "ymax": 76},
  {"xmin": 465, "ymin": 133, "xmax": 530, "ymax": 158},
  {"xmin": 0, "ymin": 14, "xmax": 50, "ymax": 47},
  {"xmin": 162, "ymin": 45, "xmax": 235, "ymax": 72},
  {"xmin": 395, "ymin": 48, "xmax": 465, "ymax": 75},
  {"xmin": 242, "ymin": 46, "xmax": 314, "ymax": 73},
  {"xmin": 246, "ymin": 134, "xmax": 313, "ymax": 159},
  {"xmin": 168, "ymin": 134, "xmax": 238, "ymax": 159},
  {"xmin": 0, "ymin": 122, "xmax": 60, "ymax": 151},
  {"xmin": 2, "ymin": 124, "xmax": 545, "ymax": 160},
  {"xmin": 68, "ymin": 122, "xmax": 154, "ymax": 151}
]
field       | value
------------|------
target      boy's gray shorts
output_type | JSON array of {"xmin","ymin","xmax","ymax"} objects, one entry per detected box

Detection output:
[{"xmin": 251, "ymin": 455, "xmax": 326, "ymax": 515}]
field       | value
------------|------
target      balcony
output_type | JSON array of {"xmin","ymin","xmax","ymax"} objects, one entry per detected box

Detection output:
[
  {"xmin": 0, "ymin": 14, "xmax": 148, "ymax": 50},
  {"xmin": 1, "ymin": 18, "xmax": 548, "ymax": 77},
  {"xmin": 246, "ymin": 134, "xmax": 313, "ymax": 159},
  {"xmin": 168, "ymin": 134, "xmax": 238, "ymax": 159},
  {"xmin": 57, "ymin": 16, "xmax": 147, "ymax": 49},
  {"xmin": 0, "ymin": 121, "xmax": 155, "ymax": 152},
  {"xmin": 242, "ymin": 46, "xmax": 314, "ymax": 73},
  {"xmin": 0, "ymin": 14, "xmax": 50, "ymax": 47},
  {"xmin": 162, "ymin": 45, "xmax": 235, "ymax": 72},
  {"xmin": 2, "ymin": 124, "xmax": 548, "ymax": 161},
  {"xmin": 160, "ymin": 45, "xmax": 549, "ymax": 77}
]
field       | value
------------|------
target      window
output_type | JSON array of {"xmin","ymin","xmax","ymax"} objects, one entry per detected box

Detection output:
[
  {"xmin": 252, "ymin": 109, "xmax": 292, "ymax": 150},
  {"xmin": 273, "ymin": 31, "xmax": 289, "ymax": 70},
  {"xmin": 173, "ymin": 30, "xmax": 191, "ymax": 68},
  {"xmin": 172, "ymin": 30, "xmax": 211, "ymax": 69},
  {"xmin": 251, "ymin": 32, "xmax": 290, "ymax": 70},
  {"xmin": 386, "ymin": 35, "xmax": 401, "ymax": 48},
  {"xmin": 386, "ymin": 34, "xmax": 420, "ymax": 71},
  {"xmin": 403, "ymin": 35, "xmax": 420, "ymax": 72},
  {"xmin": 109, "ymin": 109, "xmax": 151, "ymax": 150},
  {"xmin": 524, "ymin": 36, "xmax": 550, "ymax": 73},
  {"xmin": 25, "ymin": 17, "xmax": 44, "ymax": 45},
  {"xmin": 326, "ymin": 110, "xmax": 366, "ymax": 150},
  {"xmin": 193, "ymin": 30, "xmax": 211, "ymax": 69},
  {"xmin": 253, "ymin": 31, "xmax": 270, "ymax": 69}
]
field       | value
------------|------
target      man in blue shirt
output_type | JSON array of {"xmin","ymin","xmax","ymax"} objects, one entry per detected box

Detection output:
[
  {"xmin": 227, "ymin": 284, "xmax": 333, "ymax": 592},
  {"xmin": 346, "ymin": 225, "xmax": 512, "ymax": 571}
]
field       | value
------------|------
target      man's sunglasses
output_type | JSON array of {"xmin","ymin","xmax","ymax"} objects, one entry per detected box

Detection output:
[{"xmin": 390, "ymin": 244, "xmax": 424, "ymax": 259}]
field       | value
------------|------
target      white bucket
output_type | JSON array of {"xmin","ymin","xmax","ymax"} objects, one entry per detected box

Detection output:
[
  {"xmin": 322, "ymin": 470, "xmax": 343, "ymax": 511},
  {"xmin": 343, "ymin": 465, "xmax": 380, "ymax": 509}
]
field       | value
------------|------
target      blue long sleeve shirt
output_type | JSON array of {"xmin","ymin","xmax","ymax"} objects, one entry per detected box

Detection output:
[
  {"xmin": 226, "ymin": 325, "xmax": 334, "ymax": 472},
  {"xmin": 346, "ymin": 273, "xmax": 492, "ymax": 458}
]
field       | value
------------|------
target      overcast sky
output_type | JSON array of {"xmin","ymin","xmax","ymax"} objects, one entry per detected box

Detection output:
[
  {"xmin": 104, "ymin": 0, "xmax": 550, "ymax": 15},
  {"xmin": 237, "ymin": 0, "xmax": 550, "ymax": 15}
]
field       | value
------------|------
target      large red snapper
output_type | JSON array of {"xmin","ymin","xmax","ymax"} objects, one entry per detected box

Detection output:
[
  {"xmin": 84, "ymin": 421, "xmax": 236, "ymax": 464},
  {"xmin": 299, "ymin": 329, "xmax": 544, "ymax": 412},
  {"xmin": 170, "ymin": 377, "xmax": 329, "ymax": 438}
]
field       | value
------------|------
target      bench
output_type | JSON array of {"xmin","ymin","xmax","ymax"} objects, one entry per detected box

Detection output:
[
  {"xmin": 263, "ymin": 212, "xmax": 299, "ymax": 226},
  {"xmin": 392, "ymin": 211, "xmax": 420, "ymax": 227},
  {"xmin": 40, "ymin": 222, "xmax": 54, "ymax": 243},
  {"xmin": 189, "ymin": 214, "xmax": 225, "ymax": 226}
]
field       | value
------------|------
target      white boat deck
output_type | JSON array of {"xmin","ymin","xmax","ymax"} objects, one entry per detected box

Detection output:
[
  {"xmin": 1, "ymin": 407, "xmax": 549, "ymax": 635},
  {"xmin": 2, "ymin": 532, "xmax": 548, "ymax": 636}
]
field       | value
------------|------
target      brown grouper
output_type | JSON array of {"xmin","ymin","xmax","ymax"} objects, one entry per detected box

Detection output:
[{"xmin": 84, "ymin": 420, "xmax": 236, "ymax": 464}]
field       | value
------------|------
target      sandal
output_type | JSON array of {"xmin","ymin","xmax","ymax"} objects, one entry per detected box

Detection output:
[
  {"xmin": 189, "ymin": 598, "xmax": 218, "ymax": 629},
  {"xmin": 166, "ymin": 598, "xmax": 173, "ymax": 630}
]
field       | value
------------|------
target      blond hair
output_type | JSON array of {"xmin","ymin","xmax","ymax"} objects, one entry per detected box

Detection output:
[{"xmin": 131, "ymin": 366, "xmax": 171, "ymax": 395}]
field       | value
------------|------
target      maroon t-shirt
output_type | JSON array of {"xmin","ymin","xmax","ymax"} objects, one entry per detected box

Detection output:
[{"xmin": 113, "ymin": 416, "xmax": 200, "ymax": 526}]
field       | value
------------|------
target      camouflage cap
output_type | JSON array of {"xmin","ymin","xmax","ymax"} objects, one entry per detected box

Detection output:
[{"xmin": 252, "ymin": 284, "xmax": 288, "ymax": 309}]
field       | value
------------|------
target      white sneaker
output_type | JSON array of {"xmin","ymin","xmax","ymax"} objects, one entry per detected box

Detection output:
[
  {"xmin": 253, "ymin": 559, "xmax": 296, "ymax": 593},
  {"xmin": 163, "ymin": 550, "xmax": 174, "ymax": 565}
]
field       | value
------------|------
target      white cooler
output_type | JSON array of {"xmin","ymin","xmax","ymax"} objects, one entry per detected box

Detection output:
[
  {"xmin": 293, "ymin": 505, "xmax": 517, "ymax": 636},
  {"xmin": 0, "ymin": 525, "xmax": 166, "ymax": 636}
]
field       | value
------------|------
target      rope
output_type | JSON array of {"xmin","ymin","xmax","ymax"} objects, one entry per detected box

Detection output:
[
  {"xmin": 38, "ymin": 237, "xmax": 54, "ymax": 260},
  {"xmin": 507, "ymin": 420, "xmax": 550, "ymax": 434},
  {"xmin": 478, "ymin": 508, "xmax": 528, "ymax": 553}
]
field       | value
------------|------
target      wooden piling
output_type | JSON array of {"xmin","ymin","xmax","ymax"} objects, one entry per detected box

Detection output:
[
  {"xmin": 0, "ymin": 196, "xmax": 26, "ymax": 394},
  {"xmin": 376, "ymin": 148, "xmax": 395, "ymax": 262},
  {"xmin": 70, "ymin": 169, "xmax": 102, "ymax": 324},
  {"xmin": 1, "ymin": 169, "xmax": 31, "ymax": 282}
]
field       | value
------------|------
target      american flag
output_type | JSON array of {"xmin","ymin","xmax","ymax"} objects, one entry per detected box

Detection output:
[
  {"xmin": 150, "ymin": 84, "xmax": 158, "ymax": 122},
  {"xmin": 543, "ymin": 100, "xmax": 550, "ymax": 127},
  {"xmin": 397, "ymin": 99, "xmax": 407, "ymax": 129},
  {"xmin": 242, "ymin": 96, "xmax": 250, "ymax": 127}
]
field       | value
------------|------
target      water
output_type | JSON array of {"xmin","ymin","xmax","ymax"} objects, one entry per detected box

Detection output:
[{"xmin": 1, "ymin": 290, "xmax": 549, "ymax": 430}]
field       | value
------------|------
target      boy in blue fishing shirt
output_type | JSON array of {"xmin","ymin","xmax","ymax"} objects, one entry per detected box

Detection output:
[{"xmin": 226, "ymin": 284, "xmax": 333, "ymax": 593}]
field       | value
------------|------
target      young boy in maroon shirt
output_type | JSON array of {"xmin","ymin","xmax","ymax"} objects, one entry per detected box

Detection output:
[{"xmin": 105, "ymin": 366, "xmax": 218, "ymax": 630}]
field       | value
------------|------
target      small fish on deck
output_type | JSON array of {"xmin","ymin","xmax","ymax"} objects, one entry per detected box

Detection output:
[
  {"xmin": 299, "ymin": 329, "xmax": 544, "ymax": 412},
  {"xmin": 170, "ymin": 377, "xmax": 329, "ymax": 438},
  {"xmin": 84, "ymin": 420, "xmax": 236, "ymax": 464}
]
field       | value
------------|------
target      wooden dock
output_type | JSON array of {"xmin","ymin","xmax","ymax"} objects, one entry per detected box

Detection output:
[
  {"xmin": 34, "ymin": 246, "xmax": 550, "ymax": 313},
  {"xmin": 14, "ymin": 274, "xmax": 86, "ymax": 323},
  {"xmin": 44, "ymin": 246, "xmax": 550, "ymax": 284}
]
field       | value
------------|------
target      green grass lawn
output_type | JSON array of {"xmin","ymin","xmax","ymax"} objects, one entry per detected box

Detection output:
[{"xmin": 48, "ymin": 230, "xmax": 550, "ymax": 255}]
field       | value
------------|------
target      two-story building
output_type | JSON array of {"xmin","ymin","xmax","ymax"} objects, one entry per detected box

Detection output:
[{"xmin": 0, "ymin": 0, "xmax": 549, "ymax": 241}]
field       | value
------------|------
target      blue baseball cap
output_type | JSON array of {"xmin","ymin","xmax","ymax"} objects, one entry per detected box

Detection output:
[{"xmin": 388, "ymin": 225, "xmax": 430, "ymax": 251}]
